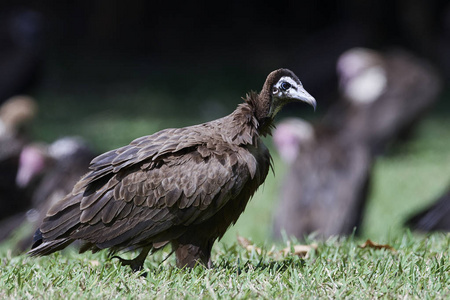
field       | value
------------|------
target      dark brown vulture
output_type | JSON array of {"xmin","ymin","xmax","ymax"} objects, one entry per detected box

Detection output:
[
  {"xmin": 273, "ymin": 120, "xmax": 372, "ymax": 238},
  {"xmin": 273, "ymin": 48, "xmax": 441, "ymax": 240},
  {"xmin": 406, "ymin": 186, "xmax": 450, "ymax": 232},
  {"xmin": 28, "ymin": 69, "xmax": 316, "ymax": 271}
]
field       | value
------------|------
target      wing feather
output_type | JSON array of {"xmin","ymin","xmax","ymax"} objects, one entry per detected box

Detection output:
[
  {"xmin": 101, "ymin": 199, "xmax": 127, "ymax": 224},
  {"xmin": 37, "ymin": 117, "xmax": 264, "ymax": 252},
  {"xmin": 41, "ymin": 206, "xmax": 80, "ymax": 238},
  {"xmin": 80, "ymin": 190, "xmax": 113, "ymax": 224}
]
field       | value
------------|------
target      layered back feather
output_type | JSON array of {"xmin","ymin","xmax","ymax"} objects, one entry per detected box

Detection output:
[{"xmin": 30, "ymin": 92, "xmax": 270, "ymax": 256}]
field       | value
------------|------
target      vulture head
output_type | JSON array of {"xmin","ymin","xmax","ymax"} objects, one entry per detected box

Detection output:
[
  {"xmin": 273, "ymin": 118, "xmax": 315, "ymax": 164},
  {"xmin": 0, "ymin": 95, "xmax": 37, "ymax": 137},
  {"xmin": 15, "ymin": 137, "xmax": 92, "ymax": 188},
  {"xmin": 15, "ymin": 143, "xmax": 47, "ymax": 188},
  {"xmin": 256, "ymin": 69, "xmax": 316, "ymax": 121},
  {"xmin": 336, "ymin": 48, "xmax": 387, "ymax": 105}
]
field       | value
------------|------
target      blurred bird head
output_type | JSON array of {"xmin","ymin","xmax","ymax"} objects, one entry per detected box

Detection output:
[
  {"xmin": 273, "ymin": 118, "xmax": 315, "ymax": 163},
  {"xmin": 0, "ymin": 95, "xmax": 37, "ymax": 137},
  {"xmin": 337, "ymin": 48, "xmax": 387, "ymax": 104},
  {"xmin": 262, "ymin": 69, "xmax": 316, "ymax": 118},
  {"xmin": 15, "ymin": 143, "xmax": 47, "ymax": 188},
  {"xmin": 15, "ymin": 137, "xmax": 92, "ymax": 188}
]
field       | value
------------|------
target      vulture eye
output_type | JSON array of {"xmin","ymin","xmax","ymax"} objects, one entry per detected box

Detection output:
[{"xmin": 280, "ymin": 82, "xmax": 291, "ymax": 91}]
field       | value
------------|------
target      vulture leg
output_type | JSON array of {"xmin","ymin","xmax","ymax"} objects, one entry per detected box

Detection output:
[
  {"xmin": 112, "ymin": 246, "xmax": 152, "ymax": 272},
  {"xmin": 173, "ymin": 239, "xmax": 214, "ymax": 269}
]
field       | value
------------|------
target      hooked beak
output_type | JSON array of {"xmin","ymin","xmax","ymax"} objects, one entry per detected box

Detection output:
[{"xmin": 293, "ymin": 86, "xmax": 316, "ymax": 111}]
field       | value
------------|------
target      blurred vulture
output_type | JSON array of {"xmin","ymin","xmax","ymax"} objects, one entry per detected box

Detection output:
[
  {"xmin": 273, "ymin": 119, "xmax": 372, "ymax": 238},
  {"xmin": 28, "ymin": 69, "xmax": 316, "ymax": 271},
  {"xmin": 273, "ymin": 48, "xmax": 442, "ymax": 240},
  {"xmin": 325, "ymin": 47, "xmax": 442, "ymax": 155},
  {"xmin": 0, "ymin": 9, "xmax": 43, "ymax": 103},
  {"xmin": 0, "ymin": 137, "xmax": 95, "ymax": 249},
  {"xmin": 0, "ymin": 96, "xmax": 37, "ymax": 224},
  {"xmin": 406, "ymin": 186, "xmax": 450, "ymax": 232},
  {"xmin": 18, "ymin": 138, "xmax": 95, "ymax": 250}
]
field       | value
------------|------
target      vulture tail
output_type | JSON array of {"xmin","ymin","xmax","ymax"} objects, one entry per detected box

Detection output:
[{"xmin": 28, "ymin": 228, "xmax": 74, "ymax": 257}]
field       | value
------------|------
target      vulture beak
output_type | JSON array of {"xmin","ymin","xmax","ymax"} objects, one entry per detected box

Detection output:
[{"xmin": 293, "ymin": 86, "xmax": 316, "ymax": 111}]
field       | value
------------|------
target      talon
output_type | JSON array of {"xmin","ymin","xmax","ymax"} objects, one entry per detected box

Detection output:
[{"xmin": 112, "ymin": 255, "xmax": 144, "ymax": 272}]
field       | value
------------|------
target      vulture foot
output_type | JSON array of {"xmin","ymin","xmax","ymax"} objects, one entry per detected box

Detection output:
[{"xmin": 112, "ymin": 246, "xmax": 151, "ymax": 274}]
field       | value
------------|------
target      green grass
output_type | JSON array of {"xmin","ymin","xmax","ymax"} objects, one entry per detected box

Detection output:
[
  {"xmin": 1, "ymin": 71, "xmax": 450, "ymax": 297},
  {"xmin": 1, "ymin": 233, "xmax": 449, "ymax": 298}
]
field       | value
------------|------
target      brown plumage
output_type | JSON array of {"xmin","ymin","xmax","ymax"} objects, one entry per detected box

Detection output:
[{"xmin": 29, "ymin": 69, "xmax": 316, "ymax": 271}]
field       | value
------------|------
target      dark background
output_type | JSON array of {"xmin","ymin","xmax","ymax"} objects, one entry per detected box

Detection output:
[{"xmin": 1, "ymin": 0, "xmax": 449, "ymax": 114}]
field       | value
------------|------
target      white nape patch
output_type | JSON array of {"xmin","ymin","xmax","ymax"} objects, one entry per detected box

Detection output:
[
  {"xmin": 48, "ymin": 137, "xmax": 84, "ymax": 159},
  {"xmin": 337, "ymin": 48, "xmax": 376, "ymax": 79},
  {"xmin": 345, "ymin": 66, "xmax": 387, "ymax": 104}
]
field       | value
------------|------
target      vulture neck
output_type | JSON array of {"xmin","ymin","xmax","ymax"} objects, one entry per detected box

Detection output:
[{"xmin": 242, "ymin": 90, "xmax": 274, "ymax": 137}]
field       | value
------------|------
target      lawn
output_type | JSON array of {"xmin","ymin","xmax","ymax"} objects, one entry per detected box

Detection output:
[
  {"xmin": 1, "ymin": 65, "xmax": 449, "ymax": 298},
  {"xmin": 1, "ymin": 233, "xmax": 449, "ymax": 298}
]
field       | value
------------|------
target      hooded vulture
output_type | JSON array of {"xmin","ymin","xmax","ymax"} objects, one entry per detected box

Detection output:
[{"xmin": 29, "ymin": 69, "xmax": 316, "ymax": 271}]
